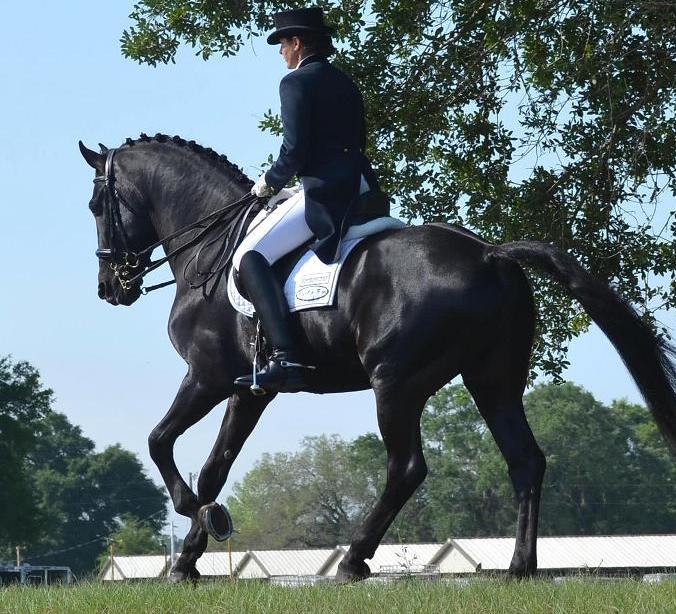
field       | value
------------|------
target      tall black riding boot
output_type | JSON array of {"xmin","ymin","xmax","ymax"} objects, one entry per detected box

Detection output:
[{"xmin": 233, "ymin": 251, "xmax": 313, "ymax": 394}]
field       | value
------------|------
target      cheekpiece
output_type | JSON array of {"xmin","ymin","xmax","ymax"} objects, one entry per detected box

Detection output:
[{"xmin": 267, "ymin": 7, "xmax": 335, "ymax": 45}]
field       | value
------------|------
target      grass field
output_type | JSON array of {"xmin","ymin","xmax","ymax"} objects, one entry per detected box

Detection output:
[{"xmin": 2, "ymin": 577, "xmax": 676, "ymax": 614}]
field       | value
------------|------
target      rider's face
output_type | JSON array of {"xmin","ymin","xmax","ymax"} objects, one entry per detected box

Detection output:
[{"xmin": 279, "ymin": 36, "xmax": 302, "ymax": 69}]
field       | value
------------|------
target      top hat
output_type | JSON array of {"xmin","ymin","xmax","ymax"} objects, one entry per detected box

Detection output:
[{"xmin": 266, "ymin": 7, "xmax": 335, "ymax": 45}]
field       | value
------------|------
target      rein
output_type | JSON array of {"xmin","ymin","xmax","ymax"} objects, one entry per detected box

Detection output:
[{"xmin": 94, "ymin": 147, "xmax": 260, "ymax": 295}]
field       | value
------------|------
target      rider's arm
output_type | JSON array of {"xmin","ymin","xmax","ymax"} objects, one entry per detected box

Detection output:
[{"xmin": 265, "ymin": 73, "xmax": 310, "ymax": 193}]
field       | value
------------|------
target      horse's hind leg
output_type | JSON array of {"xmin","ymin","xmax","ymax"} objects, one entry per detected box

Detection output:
[
  {"xmin": 464, "ymin": 377, "xmax": 546, "ymax": 577},
  {"xmin": 170, "ymin": 392, "xmax": 270, "ymax": 582},
  {"xmin": 336, "ymin": 387, "xmax": 428, "ymax": 582}
]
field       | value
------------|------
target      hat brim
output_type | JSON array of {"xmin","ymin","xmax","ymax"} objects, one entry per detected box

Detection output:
[{"xmin": 267, "ymin": 25, "xmax": 335, "ymax": 45}]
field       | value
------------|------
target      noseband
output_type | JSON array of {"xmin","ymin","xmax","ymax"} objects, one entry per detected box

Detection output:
[{"xmin": 93, "ymin": 147, "xmax": 260, "ymax": 294}]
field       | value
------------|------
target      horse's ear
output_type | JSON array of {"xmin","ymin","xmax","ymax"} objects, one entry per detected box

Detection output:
[
  {"xmin": 98, "ymin": 143, "xmax": 109, "ymax": 155},
  {"xmin": 79, "ymin": 141, "xmax": 105, "ymax": 173}
]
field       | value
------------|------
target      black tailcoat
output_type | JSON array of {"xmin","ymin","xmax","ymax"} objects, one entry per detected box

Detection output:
[{"xmin": 265, "ymin": 55, "xmax": 378, "ymax": 263}]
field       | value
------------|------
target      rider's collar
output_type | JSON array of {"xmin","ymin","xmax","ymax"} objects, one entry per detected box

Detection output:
[{"xmin": 295, "ymin": 54, "xmax": 320, "ymax": 69}]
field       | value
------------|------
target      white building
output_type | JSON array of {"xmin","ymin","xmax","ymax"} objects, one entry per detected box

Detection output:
[
  {"xmin": 100, "ymin": 555, "xmax": 169, "ymax": 581},
  {"xmin": 237, "ymin": 548, "xmax": 337, "ymax": 580},
  {"xmin": 100, "ymin": 535, "xmax": 676, "ymax": 581},
  {"xmin": 432, "ymin": 535, "xmax": 676, "ymax": 575}
]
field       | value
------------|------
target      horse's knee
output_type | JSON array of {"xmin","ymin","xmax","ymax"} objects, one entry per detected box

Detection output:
[
  {"xmin": 148, "ymin": 426, "xmax": 174, "ymax": 464},
  {"xmin": 386, "ymin": 453, "xmax": 427, "ymax": 500}
]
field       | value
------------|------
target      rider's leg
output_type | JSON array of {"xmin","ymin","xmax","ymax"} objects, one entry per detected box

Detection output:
[
  {"xmin": 234, "ymin": 250, "xmax": 314, "ymax": 392},
  {"xmin": 232, "ymin": 190, "xmax": 312, "ymax": 271},
  {"xmin": 233, "ymin": 192, "xmax": 315, "ymax": 393}
]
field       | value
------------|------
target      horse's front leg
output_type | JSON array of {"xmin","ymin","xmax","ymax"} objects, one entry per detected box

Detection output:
[
  {"xmin": 148, "ymin": 372, "xmax": 228, "ymax": 520},
  {"xmin": 170, "ymin": 392, "xmax": 271, "ymax": 582}
]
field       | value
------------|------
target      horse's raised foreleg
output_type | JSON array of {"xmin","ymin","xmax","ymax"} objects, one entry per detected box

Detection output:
[
  {"xmin": 170, "ymin": 392, "xmax": 271, "ymax": 582},
  {"xmin": 197, "ymin": 393, "xmax": 271, "ymax": 505},
  {"xmin": 466, "ymin": 382, "xmax": 546, "ymax": 577},
  {"xmin": 148, "ymin": 372, "xmax": 228, "ymax": 520},
  {"xmin": 336, "ymin": 388, "xmax": 428, "ymax": 583}
]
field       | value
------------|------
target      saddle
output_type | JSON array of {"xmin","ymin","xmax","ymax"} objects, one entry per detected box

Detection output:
[{"xmin": 227, "ymin": 191, "xmax": 404, "ymax": 317}]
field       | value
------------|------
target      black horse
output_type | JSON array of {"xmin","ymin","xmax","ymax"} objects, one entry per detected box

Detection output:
[{"xmin": 80, "ymin": 134, "xmax": 676, "ymax": 583}]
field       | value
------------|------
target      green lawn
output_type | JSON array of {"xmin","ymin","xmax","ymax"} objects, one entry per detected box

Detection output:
[{"xmin": 2, "ymin": 578, "xmax": 675, "ymax": 614}]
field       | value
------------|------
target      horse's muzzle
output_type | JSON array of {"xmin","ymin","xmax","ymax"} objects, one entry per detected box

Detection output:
[
  {"xmin": 98, "ymin": 281, "xmax": 118, "ymax": 305},
  {"xmin": 98, "ymin": 280, "xmax": 140, "ymax": 306}
]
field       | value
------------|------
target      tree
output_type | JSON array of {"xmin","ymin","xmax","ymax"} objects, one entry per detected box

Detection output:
[
  {"xmin": 120, "ymin": 1, "xmax": 676, "ymax": 377},
  {"xmin": 30, "ymin": 443, "xmax": 168, "ymax": 575},
  {"xmin": 226, "ymin": 435, "xmax": 356, "ymax": 549},
  {"xmin": 109, "ymin": 515, "xmax": 164, "ymax": 555},
  {"xmin": 420, "ymin": 385, "xmax": 515, "ymax": 538},
  {"xmin": 0, "ymin": 355, "xmax": 168, "ymax": 575},
  {"xmin": 421, "ymin": 383, "xmax": 676, "ymax": 538},
  {"xmin": 226, "ymin": 433, "xmax": 422, "ymax": 549},
  {"xmin": 0, "ymin": 357, "xmax": 52, "ymax": 559},
  {"xmin": 526, "ymin": 385, "xmax": 676, "ymax": 535}
]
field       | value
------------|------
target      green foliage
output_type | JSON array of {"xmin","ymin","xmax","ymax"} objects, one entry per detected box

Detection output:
[
  {"xmin": 0, "ymin": 357, "xmax": 52, "ymax": 556},
  {"xmin": 122, "ymin": 1, "xmax": 676, "ymax": 378},
  {"xmin": 226, "ymin": 434, "xmax": 373, "ymax": 549},
  {"xmin": 420, "ymin": 383, "xmax": 676, "ymax": 538},
  {"xmin": 0, "ymin": 355, "xmax": 168, "ymax": 575},
  {"xmin": 29, "ymin": 442, "xmax": 168, "ymax": 575},
  {"xmin": 226, "ymin": 382, "xmax": 676, "ymax": 547}
]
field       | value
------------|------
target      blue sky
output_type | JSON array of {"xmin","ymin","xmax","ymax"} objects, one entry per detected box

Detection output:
[{"xmin": 0, "ymin": 3, "xmax": 651, "ymax": 537}]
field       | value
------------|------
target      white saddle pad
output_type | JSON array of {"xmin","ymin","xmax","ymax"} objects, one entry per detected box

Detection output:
[{"xmin": 227, "ymin": 217, "xmax": 405, "ymax": 317}]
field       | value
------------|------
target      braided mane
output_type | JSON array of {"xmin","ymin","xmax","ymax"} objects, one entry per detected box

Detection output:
[{"xmin": 124, "ymin": 133, "xmax": 253, "ymax": 187}]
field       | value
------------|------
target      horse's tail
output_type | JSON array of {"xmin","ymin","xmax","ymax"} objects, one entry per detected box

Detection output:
[{"xmin": 489, "ymin": 240, "xmax": 676, "ymax": 452}]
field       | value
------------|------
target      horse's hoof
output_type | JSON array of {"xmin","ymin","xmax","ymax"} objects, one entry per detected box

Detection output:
[
  {"xmin": 168, "ymin": 567, "xmax": 200, "ymax": 584},
  {"xmin": 507, "ymin": 562, "xmax": 536, "ymax": 579},
  {"xmin": 335, "ymin": 559, "xmax": 371, "ymax": 583},
  {"xmin": 198, "ymin": 502, "xmax": 234, "ymax": 541}
]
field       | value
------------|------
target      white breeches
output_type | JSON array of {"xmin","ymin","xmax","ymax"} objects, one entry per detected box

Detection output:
[
  {"xmin": 232, "ymin": 188, "xmax": 312, "ymax": 271},
  {"xmin": 233, "ymin": 177, "xmax": 370, "ymax": 272}
]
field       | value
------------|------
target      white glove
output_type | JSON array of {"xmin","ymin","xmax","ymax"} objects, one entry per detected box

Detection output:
[{"xmin": 251, "ymin": 173, "xmax": 274, "ymax": 198}]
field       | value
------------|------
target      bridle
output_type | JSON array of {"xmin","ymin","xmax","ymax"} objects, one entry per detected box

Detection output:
[
  {"xmin": 93, "ymin": 148, "xmax": 144, "ymax": 291},
  {"xmin": 93, "ymin": 147, "xmax": 260, "ymax": 294}
]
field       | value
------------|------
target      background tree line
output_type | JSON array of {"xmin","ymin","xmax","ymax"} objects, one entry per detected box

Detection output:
[
  {"xmin": 120, "ymin": 0, "xmax": 676, "ymax": 378},
  {"xmin": 0, "ymin": 356, "xmax": 168, "ymax": 576},
  {"xmin": 220, "ymin": 382, "xmax": 676, "ymax": 551}
]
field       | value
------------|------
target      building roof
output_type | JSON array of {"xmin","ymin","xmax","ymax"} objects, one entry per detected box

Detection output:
[
  {"xmin": 196, "ymin": 551, "xmax": 248, "ymax": 577},
  {"xmin": 237, "ymin": 549, "xmax": 337, "ymax": 579},
  {"xmin": 99, "ymin": 535, "xmax": 676, "ymax": 580},
  {"xmin": 434, "ymin": 535, "xmax": 676, "ymax": 573},
  {"xmin": 100, "ymin": 555, "xmax": 168, "ymax": 580}
]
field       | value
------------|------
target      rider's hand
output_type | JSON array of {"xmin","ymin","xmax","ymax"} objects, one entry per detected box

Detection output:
[{"xmin": 251, "ymin": 174, "xmax": 274, "ymax": 198}]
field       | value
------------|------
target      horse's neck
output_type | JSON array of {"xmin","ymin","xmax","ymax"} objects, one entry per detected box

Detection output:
[{"xmin": 145, "ymin": 159, "xmax": 249, "ymax": 259}]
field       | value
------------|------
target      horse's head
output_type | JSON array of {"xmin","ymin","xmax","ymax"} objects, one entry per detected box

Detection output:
[{"xmin": 79, "ymin": 141, "xmax": 157, "ymax": 306}]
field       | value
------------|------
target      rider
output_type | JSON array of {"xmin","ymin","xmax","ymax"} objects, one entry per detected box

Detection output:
[{"xmin": 233, "ymin": 6, "xmax": 381, "ymax": 394}]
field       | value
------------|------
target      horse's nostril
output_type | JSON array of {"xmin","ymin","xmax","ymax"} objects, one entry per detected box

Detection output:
[{"xmin": 98, "ymin": 282, "xmax": 107, "ymax": 299}]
